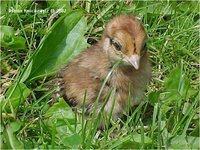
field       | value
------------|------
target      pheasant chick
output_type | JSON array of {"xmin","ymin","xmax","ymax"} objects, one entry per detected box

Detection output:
[{"xmin": 59, "ymin": 15, "xmax": 151, "ymax": 124}]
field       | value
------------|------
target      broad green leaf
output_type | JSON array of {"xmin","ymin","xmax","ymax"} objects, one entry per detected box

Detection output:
[
  {"xmin": 110, "ymin": 135, "xmax": 132, "ymax": 149},
  {"xmin": 163, "ymin": 67, "xmax": 190, "ymax": 102},
  {"xmin": 61, "ymin": 133, "xmax": 82, "ymax": 148},
  {"xmin": 169, "ymin": 135, "xmax": 200, "ymax": 149},
  {"xmin": 0, "ymin": 25, "xmax": 14, "ymax": 38},
  {"xmin": 19, "ymin": 60, "xmax": 33, "ymax": 83},
  {"xmin": 0, "ymin": 25, "xmax": 26, "ymax": 49},
  {"xmin": 10, "ymin": 36, "xmax": 26, "ymax": 49},
  {"xmin": 44, "ymin": 98, "xmax": 81, "ymax": 146},
  {"xmin": 187, "ymin": 136, "xmax": 200, "ymax": 149},
  {"xmin": 118, "ymin": 140, "xmax": 140, "ymax": 149},
  {"xmin": 45, "ymin": 98, "xmax": 77, "ymax": 131},
  {"xmin": 164, "ymin": 68, "xmax": 186, "ymax": 92},
  {"xmin": 111, "ymin": 133, "xmax": 152, "ymax": 149},
  {"xmin": 10, "ymin": 121, "xmax": 22, "ymax": 133},
  {"xmin": 45, "ymin": 98, "xmax": 75, "ymax": 123},
  {"xmin": 2, "ymin": 126, "xmax": 24, "ymax": 149},
  {"xmin": 3, "ymin": 82, "xmax": 31, "ymax": 111},
  {"xmin": 24, "ymin": 10, "xmax": 87, "ymax": 83},
  {"xmin": 132, "ymin": 132, "xmax": 152, "ymax": 145},
  {"xmin": 0, "ymin": 25, "xmax": 14, "ymax": 44}
]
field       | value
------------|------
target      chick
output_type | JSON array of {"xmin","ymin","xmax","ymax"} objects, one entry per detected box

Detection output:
[{"xmin": 59, "ymin": 15, "xmax": 151, "ymax": 123}]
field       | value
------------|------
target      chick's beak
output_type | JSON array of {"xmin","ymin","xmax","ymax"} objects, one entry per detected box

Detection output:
[{"xmin": 128, "ymin": 54, "xmax": 140, "ymax": 70}]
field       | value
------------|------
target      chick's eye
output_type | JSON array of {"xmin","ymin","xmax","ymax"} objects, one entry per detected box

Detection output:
[{"xmin": 110, "ymin": 38, "xmax": 122, "ymax": 51}]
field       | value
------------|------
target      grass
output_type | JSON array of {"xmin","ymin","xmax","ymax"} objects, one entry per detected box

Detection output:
[{"xmin": 1, "ymin": 0, "xmax": 199, "ymax": 149}]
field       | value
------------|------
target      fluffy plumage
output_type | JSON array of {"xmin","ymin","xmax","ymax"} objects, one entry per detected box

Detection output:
[{"xmin": 58, "ymin": 15, "xmax": 151, "ymax": 122}]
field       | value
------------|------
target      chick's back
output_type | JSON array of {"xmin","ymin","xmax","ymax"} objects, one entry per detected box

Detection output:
[{"xmin": 60, "ymin": 43, "xmax": 110, "ymax": 108}]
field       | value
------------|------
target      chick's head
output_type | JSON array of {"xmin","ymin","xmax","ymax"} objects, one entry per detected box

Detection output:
[{"xmin": 102, "ymin": 15, "xmax": 147, "ymax": 70}]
